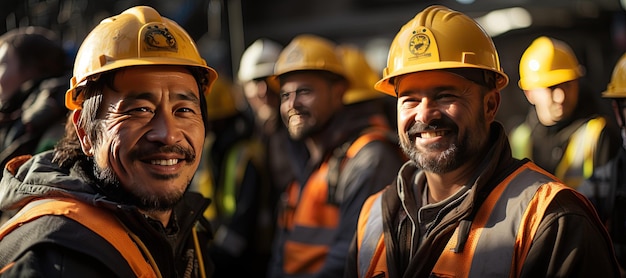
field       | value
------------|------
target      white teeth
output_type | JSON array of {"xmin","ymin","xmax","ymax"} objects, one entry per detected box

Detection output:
[
  {"xmin": 421, "ymin": 131, "xmax": 445, "ymax": 139},
  {"xmin": 150, "ymin": 159, "xmax": 178, "ymax": 166}
]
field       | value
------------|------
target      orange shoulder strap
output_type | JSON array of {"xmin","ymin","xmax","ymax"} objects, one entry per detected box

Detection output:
[
  {"xmin": 0, "ymin": 198, "xmax": 158, "ymax": 278},
  {"xmin": 346, "ymin": 130, "xmax": 391, "ymax": 159},
  {"xmin": 512, "ymin": 182, "xmax": 572, "ymax": 277}
]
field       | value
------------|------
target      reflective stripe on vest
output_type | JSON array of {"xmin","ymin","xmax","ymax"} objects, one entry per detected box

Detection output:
[
  {"xmin": 357, "ymin": 162, "xmax": 594, "ymax": 277},
  {"xmin": 0, "ymin": 198, "xmax": 159, "ymax": 278},
  {"xmin": 280, "ymin": 132, "xmax": 389, "ymax": 276},
  {"xmin": 357, "ymin": 191, "xmax": 386, "ymax": 278},
  {"xmin": 555, "ymin": 117, "xmax": 606, "ymax": 189},
  {"xmin": 510, "ymin": 117, "xmax": 606, "ymax": 189}
]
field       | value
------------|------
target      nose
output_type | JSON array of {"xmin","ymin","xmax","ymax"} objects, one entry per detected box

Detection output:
[
  {"xmin": 413, "ymin": 98, "xmax": 441, "ymax": 124},
  {"xmin": 146, "ymin": 111, "xmax": 183, "ymax": 145},
  {"xmin": 552, "ymin": 87, "xmax": 565, "ymax": 103}
]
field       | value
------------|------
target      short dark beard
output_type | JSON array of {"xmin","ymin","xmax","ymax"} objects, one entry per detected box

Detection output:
[
  {"xmin": 91, "ymin": 158, "xmax": 185, "ymax": 212},
  {"xmin": 399, "ymin": 115, "xmax": 480, "ymax": 174}
]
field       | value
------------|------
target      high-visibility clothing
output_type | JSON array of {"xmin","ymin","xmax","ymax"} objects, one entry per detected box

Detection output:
[
  {"xmin": 510, "ymin": 117, "xmax": 606, "ymax": 189},
  {"xmin": 278, "ymin": 130, "xmax": 395, "ymax": 276},
  {"xmin": 356, "ymin": 161, "xmax": 599, "ymax": 277},
  {"xmin": 0, "ymin": 151, "xmax": 213, "ymax": 277},
  {"xmin": 0, "ymin": 198, "xmax": 164, "ymax": 277}
]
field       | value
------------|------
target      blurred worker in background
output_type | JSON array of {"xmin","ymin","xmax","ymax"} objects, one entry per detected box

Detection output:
[
  {"xmin": 0, "ymin": 26, "xmax": 70, "ymax": 177},
  {"xmin": 267, "ymin": 34, "xmax": 404, "ymax": 278},
  {"xmin": 190, "ymin": 76, "xmax": 271, "ymax": 277},
  {"xmin": 239, "ymin": 38, "xmax": 283, "ymax": 136},
  {"xmin": 238, "ymin": 38, "xmax": 308, "ymax": 199},
  {"xmin": 0, "ymin": 6, "xmax": 216, "ymax": 276},
  {"xmin": 510, "ymin": 36, "xmax": 621, "ymax": 206},
  {"xmin": 597, "ymin": 52, "xmax": 626, "ymax": 276},
  {"xmin": 337, "ymin": 44, "xmax": 399, "ymax": 142},
  {"xmin": 345, "ymin": 5, "xmax": 619, "ymax": 277}
]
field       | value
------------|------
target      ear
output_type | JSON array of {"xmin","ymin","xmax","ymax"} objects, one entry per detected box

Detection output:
[
  {"xmin": 332, "ymin": 80, "xmax": 348, "ymax": 107},
  {"xmin": 485, "ymin": 89, "xmax": 500, "ymax": 122},
  {"xmin": 72, "ymin": 110, "xmax": 93, "ymax": 156},
  {"xmin": 523, "ymin": 90, "xmax": 535, "ymax": 105}
]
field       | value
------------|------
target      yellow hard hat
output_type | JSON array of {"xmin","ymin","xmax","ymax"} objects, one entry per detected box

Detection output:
[
  {"xmin": 375, "ymin": 5, "xmax": 508, "ymax": 96},
  {"xmin": 273, "ymin": 34, "xmax": 345, "ymax": 78},
  {"xmin": 65, "ymin": 6, "xmax": 218, "ymax": 110},
  {"xmin": 206, "ymin": 78, "xmax": 239, "ymax": 120},
  {"xmin": 518, "ymin": 36, "xmax": 583, "ymax": 90},
  {"xmin": 238, "ymin": 38, "xmax": 282, "ymax": 83},
  {"xmin": 602, "ymin": 52, "xmax": 626, "ymax": 98},
  {"xmin": 338, "ymin": 44, "xmax": 383, "ymax": 104}
]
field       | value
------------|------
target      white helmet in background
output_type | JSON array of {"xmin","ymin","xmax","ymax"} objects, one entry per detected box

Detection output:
[{"xmin": 238, "ymin": 38, "xmax": 282, "ymax": 83}]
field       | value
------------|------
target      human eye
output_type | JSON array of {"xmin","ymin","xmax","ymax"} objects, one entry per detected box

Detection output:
[
  {"xmin": 436, "ymin": 90, "xmax": 460, "ymax": 103},
  {"xmin": 127, "ymin": 106, "xmax": 154, "ymax": 115},
  {"xmin": 296, "ymin": 88, "xmax": 313, "ymax": 95},
  {"xmin": 398, "ymin": 96, "xmax": 419, "ymax": 109},
  {"xmin": 175, "ymin": 105, "xmax": 200, "ymax": 116},
  {"xmin": 280, "ymin": 91, "xmax": 291, "ymax": 102}
]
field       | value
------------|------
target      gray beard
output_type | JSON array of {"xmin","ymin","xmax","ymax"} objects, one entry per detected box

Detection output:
[{"xmin": 400, "ymin": 139, "xmax": 466, "ymax": 174}]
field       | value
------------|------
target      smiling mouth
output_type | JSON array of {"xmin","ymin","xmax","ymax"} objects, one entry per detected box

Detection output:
[
  {"xmin": 149, "ymin": 159, "xmax": 180, "ymax": 166},
  {"xmin": 419, "ymin": 130, "xmax": 446, "ymax": 139}
]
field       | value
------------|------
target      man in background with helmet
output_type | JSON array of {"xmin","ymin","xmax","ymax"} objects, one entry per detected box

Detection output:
[
  {"xmin": 337, "ymin": 44, "xmax": 399, "ymax": 139},
  {"xmin": 268, "ymin": 34, "xmax": 404, "ymax": 278},
  {"xmin": 345, "ymin": 5, "xmax": 619, "ymax": 277},
  {"xmin": 237, "ymin": 38, "xmax": 308, "ymax": 206},
  {"xmin": 0, "ymin": 26, "xmax": 70, "ymax": 178},
  {"xmin": 510, "ymin": 36, "xmax": 621, "ymax": 212},
  {"xmin": 191, "ymin": 76, "xmax": 270, "ymax": 277},
  {"xmin": 598, "ymin": 52, "xmax": 626, "ymax": 275},
  {"xmin": 0, "ymin": 6, "xmax": 217, "ymax": 277}
]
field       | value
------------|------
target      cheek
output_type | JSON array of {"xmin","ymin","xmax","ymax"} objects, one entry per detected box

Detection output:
[
  {"xmin": 280, "ymin": 102, "xmax": 290, "ymax": 120},
  {"xmin": 97, "ymin": 122, "xmax": 130, "ymax": 165},
  {"xmin": 397, "ymin": 108, "xmax": 413, "ymax": 130},
  {"xmin": 190, "ymin": 129, "xmax": 205, "ymax": 152}
]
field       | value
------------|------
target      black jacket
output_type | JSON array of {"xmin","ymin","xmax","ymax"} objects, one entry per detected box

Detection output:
[{"xmin": 0, "ymin": 151, "xmax": 213, "ymax": 277}]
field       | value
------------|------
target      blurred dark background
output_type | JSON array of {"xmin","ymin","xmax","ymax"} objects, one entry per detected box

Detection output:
[{"xmin": 1, "ymin": 0, "xmax": 625, "ymax": 131}]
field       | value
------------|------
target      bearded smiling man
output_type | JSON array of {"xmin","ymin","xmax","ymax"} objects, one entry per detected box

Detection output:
[
  {"xmin": 0, "ymin": 6, "xmax": 218, "ymax": 277},
  {"xmin": 84, "ymin": 66, "xmax": 205, "ymax": 218},
  {"xmin": 345, "ymin": 5, "xmax": 620, "ymax": 278}
]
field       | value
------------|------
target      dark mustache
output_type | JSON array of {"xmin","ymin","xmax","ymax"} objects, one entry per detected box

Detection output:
[
  {"xmin": 407, "ymin": 119, "xmax": 456, "ymax": 137},
  {"xmin": 131, "ymin": 145, "xmax": 196, "ymax": 162}
]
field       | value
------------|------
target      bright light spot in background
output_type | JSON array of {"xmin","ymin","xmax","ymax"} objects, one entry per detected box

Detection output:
[
  {"xmin": 622, "ymin": 0, "xmax": 626, "ymax": 11},
  {"xmin": 364, "ymin": 38, "xmax": 392, "ymax": 74},
  {"xmin": 476, "ymin": 7, "xmax": 532, "ymax": 37},
  {"xmin": 457, "ymin": 0, "xmax": 475, "ymax": 4}
]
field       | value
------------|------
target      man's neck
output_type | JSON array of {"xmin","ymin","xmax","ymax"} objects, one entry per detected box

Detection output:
[
  {"xmin": 424, "ymin": 162, "xmax": 480, "ymax": 203},
  {"xmin": 141, "ymin": 209, "xmax": 172, "ymax": 227}
]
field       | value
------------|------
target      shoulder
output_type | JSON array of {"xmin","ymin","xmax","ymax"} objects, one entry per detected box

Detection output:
[
  {"xmin": 0, "ymin": 214, "xmax": 134, "ymax": 277},
  {"xmin": 348, "ymin": 136, "xmax": 404, "ymax": 165},
  {"xmin": 542, "ymin": 189, "xmax": 602, "ymax": 221}
]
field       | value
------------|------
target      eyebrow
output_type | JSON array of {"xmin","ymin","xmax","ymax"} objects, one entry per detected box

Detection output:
[{"xmin": 124, "ymin": 90, "xmax": 201, "ymax": 105}]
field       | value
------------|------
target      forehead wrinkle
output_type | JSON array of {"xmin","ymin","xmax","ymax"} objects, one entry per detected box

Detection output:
[
  {"xmin": 172, "ymin": 90, "xmax": 201, "ymax": 105},
  {"xmin": 123, "ymin": 91, "xmax": 159, "ymax": 103}
]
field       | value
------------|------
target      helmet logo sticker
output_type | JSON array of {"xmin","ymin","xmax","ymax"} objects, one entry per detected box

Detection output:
[
  {"xmin": 285, "ymin": 47, "xmax": 303, "ymax": 65},
  {"xmin": 409, "ymin": 29, "xmax": 431, "ymax": 57},
  {"xmin": 144, "ymin": 25, "xmax": 178, "ymax": 52}
]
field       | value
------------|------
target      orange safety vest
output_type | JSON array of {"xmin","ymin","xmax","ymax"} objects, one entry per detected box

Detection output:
[
  {"xmin": 356, "ymin": 161, "xmax": 599, "ymax": 278},
  {"xmin": 0, "ymin": 198, "xmax": 160, "ymax": 277},
  {"xmin": 279, "ymin": 130, "xmax": 393, "ymax": 276}
]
